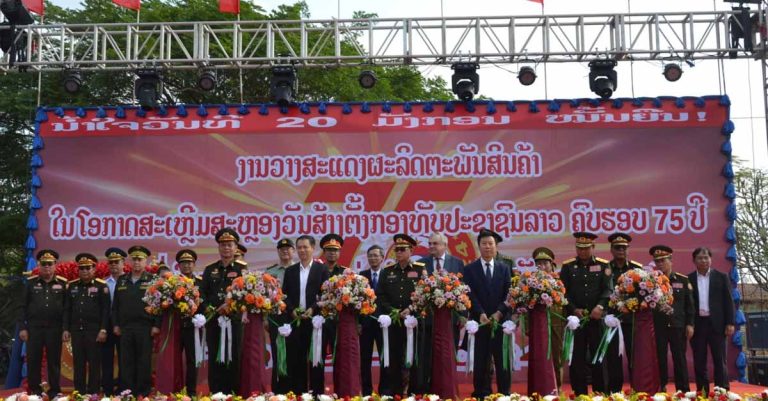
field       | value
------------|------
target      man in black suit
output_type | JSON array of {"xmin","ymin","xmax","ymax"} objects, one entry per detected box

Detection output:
[
  {"xmin": 462, "ymin": 229, "xmax": 512, "ymax": 398},
  {"xmin": 419, "ymin": 232, "xmax": 465, "ymax": 275},
  {"xmin": 688, "ymin": 247, "xmax": 735, "ymax": 394},
  {"xmin": 281, "ymin": 235, "xmax": 330, "ymax": 395},
  {"xmin": 359, "ymin": 245, "xmax": 390, "ymax": 396}
]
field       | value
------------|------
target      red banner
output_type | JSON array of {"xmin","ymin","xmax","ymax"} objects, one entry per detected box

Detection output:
[{"xmin": 34, "ymin": 98, "xmax": 732, "ymax": 275}]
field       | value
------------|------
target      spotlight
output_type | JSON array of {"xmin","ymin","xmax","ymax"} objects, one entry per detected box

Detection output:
[
  {"xmin": 662, "ymin": 63, "xmax": 683, "ymax": 82},
  {"xmin": 134, "ymin": 68, "xmax": 162, "ymax": 110},
  {"xmin": 62, "ymin": 69, "xmax": 82, "ymax": 94},
  {"xmin": 198, "ymin": 69, "xmax": 217, "ymax": 91},
  {"xmin": 588, "ymin": 59, "xmax": 618, "ymax": 99},
  {"xmin": 270, "ymin": 65, "xmax": 297, "ymax": 107},
  {"xmin": 451, "ymin": 62, "xmax": 479, "ymax": 102},
  {"xmin": 358, "ymin": 70, "xmax": 377, "ymax": 89},
  {"xmin": 517, "ymin": 66, "xmax": 537, "ymax": 86}
]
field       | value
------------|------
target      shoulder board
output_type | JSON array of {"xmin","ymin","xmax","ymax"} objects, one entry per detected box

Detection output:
[
  {"xmin": 630, "ymin": 261, "xmax": 644, "ymax": 268},
  {"xmin": 56, "ymin": 275, "xmax": 69, "ymax": 282},
  {"xmin": 384, "ymin": 262, "xmax": 397, "ymax": 269},
  {"xmin": 562, "ymin": 258, "xmax": 576, "ymax": 264},
  {"xmin": 412, "ymin": 261, "xmax": 425, "ymax": 267},
  {"xmin": 595, "ymin": 257, "xmax": 609, "ymax": 263},
  {"xmin": 234, "ymin": 260, "xmax": 248, "ymax": 266},
  {"xmin": 68, "ymin": 278, "xmax": 80, "ymax": 284},
  {"xmin": 195, "ymin": 275, "xmax": 203, "ymax": 280},
  {"xmin": 27, "ymin": 274, "xmax": 39, "ymax": 280},
  {"xmin": 95, "ymin": 278, "xmax": 106, "ymax": 284},
  {"xmin": 675, "ymin": 272, "xmax": 688, "ymax": 279}
]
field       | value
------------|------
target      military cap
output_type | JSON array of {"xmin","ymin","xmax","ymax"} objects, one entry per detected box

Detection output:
[
  {"xmin": 235, "ymin": 243, "xmax": 248, "ymax": 257},
  {"xmin": 105, "ymin": 247, "xmax": 127, "ymax": 261},
  {"xmin": 393, "ymin": 233, "xmax": 417, "ymax": 249},
  {"xmin": 277, "ymin": 238, "xmax": 295, "ymax": 249},
  {"xmin": 573, "ymin": 232, "xmax": 598, "ymax": 248},
  {"xmin": 128, "ymin": 245, "xmax": 151, "ymax": 259},
  {"xmin": 175, "ymin": 249, "xmax": 197, "ymax": 263},
  {"xmin": 157, "ymin": 263, "xmax": 171, "ymax": 275},
  {"xmin": 75, "ymin": 253, "xmax": 98, "ymax": 267},
  {"xmin": 320, "ymin": 233, "xmax": 344, "ymax": 250},
  {"xmin": 649, "ymin": 245, "xmax": 673, "ymax": 261},
  {"xmin": 215, "ymin": 227, "xmax": 240, "ymax": 243},
  {"xmin": 36, "ymin": 249, "xmax": 59, "ymax": 263},
  {"xmin": 532, "ymin": 247, "xmax": 555, "ymax": 262},
  {"xmin": 477, "ymin": 228, "xmax": 503, "ymax": 244},
  {"xmin": 608, "ymin": 232, "xmax": 632, "ymax": 247}
]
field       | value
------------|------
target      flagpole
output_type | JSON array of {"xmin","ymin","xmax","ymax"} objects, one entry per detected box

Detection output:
[
  {"xmin": 238, "ymin": 11, "xmax": 243, "ymax": 104},
  {"xmin": 36, "ymin": 14, "xmax": 44, "ymax": 107}
]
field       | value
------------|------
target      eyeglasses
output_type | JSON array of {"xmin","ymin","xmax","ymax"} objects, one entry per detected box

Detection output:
[
  {"xmin": 78, "ymin": 266, "xmax": 92, "ymax": 270},
  {"xmin": 394, "ymin": 248, "xmax": 409, "ymax": 252},
  {"xmin": 108, "ymin": 260, "xmax": 122, "ymax": 265},
  {"xmin": 40, "ymin": 262, "xmax": 54, "ymax": 267}
]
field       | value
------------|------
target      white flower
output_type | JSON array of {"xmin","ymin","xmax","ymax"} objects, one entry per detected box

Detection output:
[
  {"xmin": 28, "ymin": 395, "xmax": 42, "ymax": 401},
  {"xmin": 497, "ymin": 396, "xmax": 511, "ymax": 401},
  {"xmin": 465, "ymin": 320, "xmax": 479, "ymax": 334},
  {"xmin": 652, "ymin": 394, "xmax": 667, "ymax": 401},
  {"xmin": 593, "ymin": 395, "xmax": 604, "ymax": 401},
  {"xmin": 727, "ymin": 393, "xmax": 741, "ymax": 401},
  {"xmin": 101, "ymin": 397, "xmax": 111, "ymax": 401},
  {"xmin": 211, "ymin": 392, "xmax": 228, "ymax": 401},
  {"xmin": 404, "ymin": 315, "xmax": 418, "ymax": 328},
  {"xmin": 502, "ymin": 320, "xmax": 516, "ymax": 334},
  {"xmin": 426, "ymin": 395, "xmax": 440, "ymax": 401},
  {"xmin": 312, "ymin": 315, "xmax": 326, "ymax": 328},
  {"xmin": 274, "ymin": 395, "xmax": 288, "ymax": 401},
  {"xmin": 685, "ymin": 392, "xmax": 697, "ymax": 399},
  {"xmin": 318, "ymin": 394, "xmax": 333, "ymax": 401},
  {"xmin": 301, "ymin": 393, "xmax": 314, "ymax": 401},
  {"xmin": 380, "ymin": 396, "xmax": 393, "ymax": 401},
  {"xmin": 566, "ymin": 315, "xmax": 581, "ymax": 330},
  {"xmin": 378, "ymin": 314, "xmax": 392, "ymax": 328},
  {"xmin": 250, "ymin": 396, "xmax": 266, "ymax": 401},
  {"xmin": 278, "ymin": 323, "xmax": 292, "ymax": 337},
  {"xmin": 402, "ymin": 397, "xmax": 415, "ymax": 401},
  {"xmin": 610, "ymin": 393, "xmax": 627, "ymax": 401},
  {"xmin": 604, "ymin": 314, "xmax": 620, "ymax": 328},
  {"xmin": 543, "ymin": 396, "xmax": 559, "ymax": 401}
]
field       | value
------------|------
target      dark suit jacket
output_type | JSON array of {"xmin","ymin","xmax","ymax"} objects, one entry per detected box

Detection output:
[
  {"xmin": 463, "ymin": 258, "xmax": 511, "ymax": 319},
  {"xmin": 359, "ymin": 268, "xmax": 383, "ymax": 326},
  {"xmin": 282, "ymin": 261, "xmax": 330, "ymax": 316},
  {"xmin": 688, "ymin": 269, "xmax": 735, "ymax": 332},
  {"xmin": 419, "ymin": 254, "xmax": 465, "ymax": 276}
]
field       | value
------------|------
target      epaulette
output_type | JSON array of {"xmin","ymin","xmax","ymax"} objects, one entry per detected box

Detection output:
[
  {"xmin": 234, "ymin": 259, "xmax": 248, "ymax": 267},
  {"xmin": 95, "ymin": 278, "xmax": 106, "ymax": 284},
  {"xmin": 412, "ymin": 261, "xmax": 426, "ymax": 267},
  {"xmin": 384, "ymin": 262, "xmax": 397, "ymax": 269},
  {"xmin": 27, "ymin": 274, "xmax": 39, "ymax": 280},
  {"xmin": 595, "ymin": 257, "xmax": 609, "ymax": 263},
  {"xmin": 56, "ymin": 275, "xmax": 69, "ymax": 282},
  {"xmin": 195, "ymin": 274, "xmax": 203, "ymax": 280},
  {"xmin": 675, "ymin": 272, "xmax": 688, "ymax": 280},
  {"xmin": 630, "ymin": 260, "xmax": 644, "ymax": 268},
  {"xmin": 69, "ymin": 278, "xmax": 80, "ymax": 284},
  {"xmin": 562, "ymin": 258, "xmax": 576, "ymax": 264}
]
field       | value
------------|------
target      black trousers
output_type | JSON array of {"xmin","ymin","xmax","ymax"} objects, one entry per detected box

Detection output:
[
  {"xmin": 72, "ymin": 329, "xmax": 102, "ymax": 394},
  {"xmin": 26, "ymin": 326, "xmax": 62, "ymax": 396},
  {"xmin": 471, "ymin": 324, "xmax": 511, "ymax": 398},
  {"xmin": 360, "ymin": 323, "xmax": 390, "ymax": 395},
  {"xmin": 180, "ymin": 327, "xmax": 198, "ymax": 395},
  {"xmin": 268, "ymin": 321, "xmax": 290, "ymax": 394},
  {"xmin": 119, "ymin": 326, "xmax": 153, "ymax": 396},
  {"xmin": 691, "ymin": 317, "xmax": 728, "ymax": 393},
  {"xmin": 206, "ymin": 319, "xmax": 242, "ymax": 394},
  {"xmin": 656, "ymin": 325, "xmax": 690, "ymax": 392},
  {"xmin": 570, "ymin": 319, "xmax": 606, "ymax": 396},
  {"xmin": 605, "ymin": 321, "xmax": 634, "ymax": 393},
  {"xmin": 101, "ymin": 331, "xmax": 120, "ymax": 395},
  {"xmin": 285, "ymin": 320, "xmax": 324, "ymax": 395}
]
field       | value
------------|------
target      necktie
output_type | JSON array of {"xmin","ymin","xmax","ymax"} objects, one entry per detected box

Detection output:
[
  {"xmin": 485, "ymin": 263, "xmax": 492, "ymax": 282},
  {"xmin": 372, "ymin": 272, "xmax": 378, "ymax": 289},
  {"xmin": 435, "ymin": 258, "xmax": 442, "ymax": 271}
]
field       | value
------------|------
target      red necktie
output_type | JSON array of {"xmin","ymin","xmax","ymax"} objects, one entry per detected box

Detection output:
[{"xmin": 436, "ymin": 258, "xmax": 442, "ymax": 271}]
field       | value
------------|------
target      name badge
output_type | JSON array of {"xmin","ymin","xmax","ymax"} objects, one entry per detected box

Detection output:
[
  {"xmin": 589, "ymin": 265, "xmax": 601, "ymax": 273},
  {"xmin": 89, "ymin": 287, "xmax": 98, "ymax": 293},
  {"xmin": 407, "ymin": 271, "xmax": 419, "ymax": 278},
  {"xmin": 52, "ymin": 284, "xmax": 63, "ymax": 290},
  {"xmin": 227, "ymin": 271, "xmax": 238, "ymax": 278},
  {"xmin": 672, "ymin": 282, "xmax": 683, "ymax": 289}
]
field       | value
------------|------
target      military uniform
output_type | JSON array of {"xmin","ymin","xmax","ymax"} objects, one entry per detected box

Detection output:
[
  {"xmin": 532, "ymin": 247, "xmax": 565, "ymax": 389},
  {"xmin": 20, "ymin": 250, "xmax": 67, "ymax": 397},
  {"xmin": 651, "ymin": 245, "xmax": 695, "ymax": 392},
  {"xmin": 560, "ymin": 232, "xmax": 613, "ymax": 395},
  {"xmin": 102, "ymin": 247, "xmax": 126, "ymax": 395},
  {"xmin": 265, "ymin": 238, "xmax": 294, "ymax": 393},
  {"xmin": 64, "ymin": 254, "xmax": 110, "ymax": 394},
  {"xmin": 375, "ymin": 235, "xmax": 426, "ymax": 396}
]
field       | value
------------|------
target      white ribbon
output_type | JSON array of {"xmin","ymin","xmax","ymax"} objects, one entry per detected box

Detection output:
[
  {"xmin": 192, "ymin": 314, "xmax": 207, "ymax": 366},
  {"xmin": 604, "ymin": 314, "xmax": 625, "ymax": 357},
  {"xmin": 311, "ymin": 315, "xmax": 325, "ymax": 367},
  {"xmin": 502, "ymin": 320, "xmax": 517, "ymax": 371},
  {"xmin": 378, "ymin": 315, "xmax": 392, "ymax": 367},
  {"xmin": 404, "ymin": 315, "xmax": 419, "ymax": 367},
  {"xmin": 278, "ymin": 323, "xmax": 292, "ymax": 337},
  {"xmin": 217, "ymin": 316, "xmax": 233, "ymax": 364},
  {"xmin": 565, "ymin": 315, "xmax": 581, "ymax": 366},
  {"xmin": 465, "ymin": 320, "xmax": 479, "ymax": 373}
]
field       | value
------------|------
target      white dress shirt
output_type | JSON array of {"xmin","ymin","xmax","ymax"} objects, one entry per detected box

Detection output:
[
  {"xmin": 299, "ymin": 261, "xmax": 311, "ymax": 309},
  {"xmin": 481, "ymin": 257, "xmax": 495, "ymax": 277},
  {"xmin": 696, "ymin": 269, "xmax": 711, "ymax": 316},
  {"xmin": 106, "ymin": 276, "xmax": 118, "ymax": 302}
]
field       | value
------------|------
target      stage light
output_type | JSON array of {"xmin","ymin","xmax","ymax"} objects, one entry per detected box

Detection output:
[
  {"xmin": 588, "ymin": 59, "xmax": 618, "ymax": 99},
  {"xmin": 451, "ymin": 62, "xmax": 479, "ymax": 102},
  {"xmin": 62, "ymin": 69, "xmax": 82, "ymax": 94},
  {"xmin": 198, "ymin": 69, "xmax": 217, "ymax": 91},
  {"xmin": 0, "ymin": 0, "xmax": 34, "ymax": 25},
  {"xmin": 270, "ymin": 65, "xmax": 297, "ymax": 107},
  {"xmin": 358, "ymin": 70, "xmax": 377, "ymax": 89},
  {"xmin": 518, "ymin": 66, "xmax": 537, "ymax": 86},
  {"xmin": 662, "ymin": 63, "xmax": 683, "ymax": 82},
  {"xmin": 134, "ymin": 68, "xmax": 162, "ymax": 110}
]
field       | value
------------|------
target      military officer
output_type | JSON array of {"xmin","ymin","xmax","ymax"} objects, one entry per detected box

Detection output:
[
  {"xmin": 235, "ymin": 243, "xmax": 248, "ymax": 264},
  {"xmin": 63, "ymin": 253, "xmax": 110, "ymax": 394},
  {"xmin": 605, "ymin": 232, "xmax": 645, "ymax": 393},
  {"xmin": 532, "ymin": 247, "xmax": 565, "ymax": 389},
  {"xmin": 19, "ymin": 249, "xmax": 67, "ymax": 397},
  {"xmin": 112, "ymin": 245, "xmax": 160, "ymax": 396},
  {"xmin": 102, "ymin": 247, "xmax": 126, "ymax": 395},
  {"xmin": 176, "ymin": 249, "xmax": 203, "ymax": 396},
  {"xmin": 560, "ymin": 232, "xmax": 612, "ymax": 395},
  {"xmin": 374, "ymin": 234, "xmax": 426, "ymax": 396},
  {"xmin": 320, "ymin": 233, "xmax": 346, "ymax": 373},
  {"xmin": 651, "ymin": 245, "xmax": 695, "ymax": 392},
  {"xmin": 265, "ymin": 238, "xmax": 295, "ymax": 394},
  {"xmin": 200, "ymin": 228, "xmax": 247, "ymax": 394}
]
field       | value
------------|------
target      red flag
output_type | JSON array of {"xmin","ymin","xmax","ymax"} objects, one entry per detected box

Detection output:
[
  {"xmin": 528, "ymin": 0, "xmax": 543, "ymax": 3},
  {"xmin": 22, "ymin": 0, "xmax": 44, "ymax": 15},
  {"xmin": 112, "ymin": 0, "xmax": 140, "ymax": 11},
  {"xmin": 218, "ymin": 0, "xmax": 239, "ymax": 14}
]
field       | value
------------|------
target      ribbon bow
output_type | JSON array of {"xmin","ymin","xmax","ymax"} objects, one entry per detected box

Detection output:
[
  {"xmin": 311, "ymin": 315, "xmax": 325, "ymax": 367},
  {"xmin": 192, "ymin": 314, "xmax": 207, "ymax": 366},
  {"xmin": 378, "ymin": 315, "xmax": 392, "ymax": 367},
  {"xmin": 216, "ymin": 316, "xmax": 233, "ymax": 364},
  {"xmin": 465, "ymin": 320, "xmax": 480, "ymax": 373},
  {"xmin": 404, "ymin": 315, "xmax": 419, "ymax": 368}
]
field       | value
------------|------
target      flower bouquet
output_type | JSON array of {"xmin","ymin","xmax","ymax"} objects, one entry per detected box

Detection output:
[
  {"xmin": 505, "ymin": 269, "xmax": 568, "ymax": 313},
  {"xmin": 318, "ymin": 269, "xmax": 377, "ymax": 317},
  {"xmin": 409, "ymin": 270, "xmax": 472, "ymax": 316},
  {"xmin": 225, "ymin": 271, "xmax": 286, "ymax": 316},
  {"xmin": 143, "ymin": 272, "xmax": 201, "ymax": 318},
  {"xmin": 609, "ymin": 268, "xmax": 674, "ymax": 314}
]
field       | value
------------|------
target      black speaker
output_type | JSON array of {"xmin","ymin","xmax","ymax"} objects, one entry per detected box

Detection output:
[
  {"xmin": 746, "ymin": 312, "xmax": 768, "ymax": 349},
  {"xmin": 0, "ymin": 0, "xmax": 34, "ymax": 25},
  {"xmin": 749, "ymin": 359, "xmax": 768, "ymax": 386}
]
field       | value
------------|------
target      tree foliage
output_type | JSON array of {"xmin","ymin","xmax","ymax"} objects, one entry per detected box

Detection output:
[{"xmin": 734, "ymin": 166, "xmax": 768, "ymax": 292}]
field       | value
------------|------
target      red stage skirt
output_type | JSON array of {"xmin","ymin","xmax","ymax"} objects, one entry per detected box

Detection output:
[
  {"xmin": 239, "ymin": 313, "xmax": 267, "ymax": 397},
  {"xmin": 631, "ymin": 310, "xmax": 660, "ymax": 393},
  {"xmin": 156, "ymin": 311, "xmax": 183, "ymax": 394},
  {"xmin": 334, "ymin": 307, "xmax": 362, "ymax": 397},
  {"xmin": 527, "ymin": 305, "xmax": 558, "ymax": 396},
  {"xmin": 430, "ymin": 307, "xmax": 457, "ymax": 399}
]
